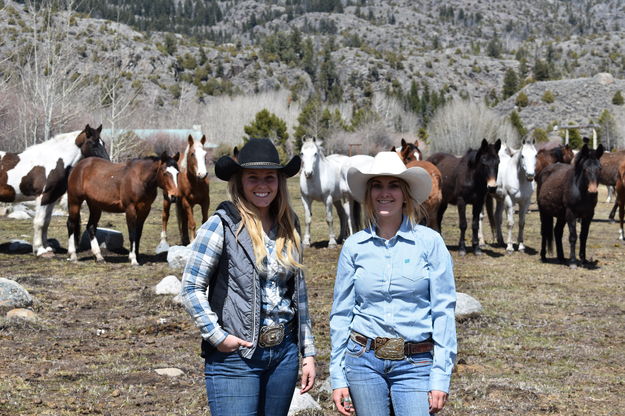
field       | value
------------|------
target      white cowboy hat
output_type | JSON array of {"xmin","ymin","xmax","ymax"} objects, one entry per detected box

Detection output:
[{"xmin": 347, "ymin": 151, "xmax": 432, "ymax": 204}]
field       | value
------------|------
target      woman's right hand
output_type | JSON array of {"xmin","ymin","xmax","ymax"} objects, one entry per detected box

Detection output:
[
  {"xmin": 332, "ymin": 388, "xmax": 355, "ymax": 416},
  {"xmin": 216, "ymin": 335, "xmax": 253, "ymax": 352}
]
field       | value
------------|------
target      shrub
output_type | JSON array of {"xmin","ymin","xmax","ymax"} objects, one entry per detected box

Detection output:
[
  {"xmin": 531, "ymin": 128, "xmax": 549, "ymax": 143},
  {"xmin": 612, "ymin": 90, "xmax": 624, "ymax": 105},
  {"xmin": 541, "ymin": 90, "xmax": 555, "ymax": 103},
  {"xmin": 515, "ymin": 92, "xmax": 529, "ymax": 107}
]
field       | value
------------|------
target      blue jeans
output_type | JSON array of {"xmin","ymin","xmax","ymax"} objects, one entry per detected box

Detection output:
[
  {"xmin": 204, "ymin": 333, "xmax": 299, "ymax": 416},
  {"xmin": 344, "ymin": 337, "xmax": 432, "ymax": 416}
]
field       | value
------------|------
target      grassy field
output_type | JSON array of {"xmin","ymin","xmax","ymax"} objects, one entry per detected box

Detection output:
[{"xmin": 0, "ymin": 177, "xmax": 624, "ymax": 415}]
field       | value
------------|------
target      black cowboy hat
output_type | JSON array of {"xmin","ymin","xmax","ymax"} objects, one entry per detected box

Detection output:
[{"xmin": 215, "ymin": 138, "xmax": 301, "ymax": 181}]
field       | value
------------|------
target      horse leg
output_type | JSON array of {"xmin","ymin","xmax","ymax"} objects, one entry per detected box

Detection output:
[
  {"xmin": 334, "ymin": 200, "xmax": 347, "ymax": 243},
  {"xmin": 32, "ymin": 196, "xmax": 54, "ymax": 256},
  {"xmin": 86, "ymin": 205, "xmax": 104, "ymax": 262},
  {"xmin": 565, "ymin": 212, "xmax": 578, "ymax": 267},
  {"xmin": 608, "ymin": 200, "xmax": 618, "ymax": 222},
  {"xmin": 437, "ymin": 202, "xmax": 448, "ymax": 236},
  {"xmin": 482, "ymin": 194, "xmax": 495, "ymax": 245},
  {"xmin": 471, "ymin": 201, "xmax": 483, "ymax": 255},
  {"xmin": 505, "ymin": 197, "xmax": 515, "ymax": 252},
  {"xmin": 554, "ymin": 216, "xmax": 566, "ymax": 264},
  {"xmin": 456, "ymin": 199, "xmax": 468, "ymax": 256},
  {"xmin": 301, "ymin": 196, "xmax": 313, "ymax": 247},
  {"xmin": 185, "ymin": 200, "xmax": 197, "ymax": 244},
  {"xmin": 578, "ymin": 216, "xmax": 592, "ymax": 265},
  {"xmin": 539, "ymin": 210, "xmax": 552, "ymax": 262},
  {"xmin": 606, "ymin": 185, "xmax": 613, "ymax": 204},
  {"xmin": 516, "ymin": 199, "xmax": 529, "ymax": 253},
  {"xmin": 619, "ymin": 199, "xmax": 625, "ymax": 240},
  {"xmin": 161, "ymin": 196, "xmax": 171, "ymax": 244},
  {"xmin": 125, "ymin": 206, "xmax": 140, "ymax": 266},
  {"xmin": 325, "ymin": 195, "xmax": 337, "ymax": 248},
  {"xmin": 66, "ymin": 198, "xmax": 82, "ymax": 262},
  {"xmin": 341, "ymin": 197, "xmax": 354, "ymax": 238}
]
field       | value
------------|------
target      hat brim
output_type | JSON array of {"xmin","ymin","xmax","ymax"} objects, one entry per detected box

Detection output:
[
  {"xmin": 215, "ymin": 155, "xmax": 301, "ymax": 181},
  {"xmin": 347, "ymin": 165, "xmax": 432, "ymax": 204}
]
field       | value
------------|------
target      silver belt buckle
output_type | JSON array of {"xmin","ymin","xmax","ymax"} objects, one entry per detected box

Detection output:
[{"xmin": 258, "ymin": 324, "xmax": 285, "ymax": 348}]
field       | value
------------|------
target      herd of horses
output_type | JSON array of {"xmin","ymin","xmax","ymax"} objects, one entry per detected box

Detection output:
[{"xmin": 2, "ymin": 127, "xmax": 625, "ymax": 268}]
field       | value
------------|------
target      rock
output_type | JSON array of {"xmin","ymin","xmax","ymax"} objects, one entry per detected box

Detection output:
[
  {"xmin": 155, "ymin": 240, "xmax": 170, "ymax": 255},
  {"xmin": 154, "ymin": 275, "xmax": 181, "ymax": 295},
  {"xmin": 7, "ymin": 210, "xmax": 32, "ymax": 220},
  {"xmin": 0, "ymin": 278, "xmax": 34, "ymax": 313},
  {"xmin": 6, "ymin": 308, "xmax": 37, "ymax": 321},
  {"xmin": 455, "ymin": 292, "xmax": 483, "ymax": 321},
  {"xmin": 79, "ymin": 228, "xmax": 124, "ymax": 251},
  {"xmin": 166, "ymin": 245, "xmax": 191, "ymax": 269},
  {"xmin": 594, "ymin": 72, "xmax": 614, "ymax": 85},
  {"xmin": 171, "ymin": 294, "xmax": 183, "ymax": 305},
  {"xmin": 318, "ymin": 378, "xmax": 332, "ymax": 394},
  {"xmin": 288, "ymin": 388, "xmax": 322, "ymax": 415},
  {"xmin": 154, "ymin": 368, "xmax": 184, "ymax": 377}
]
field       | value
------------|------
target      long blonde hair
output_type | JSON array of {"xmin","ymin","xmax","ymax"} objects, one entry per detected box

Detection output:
[
  {"xmin": 362, "ymin": 177, "xmax": 427, "ymax": 229},
  {"xmin": 228, "ymin": 172, "xmax": 303, "ymax": 270}
]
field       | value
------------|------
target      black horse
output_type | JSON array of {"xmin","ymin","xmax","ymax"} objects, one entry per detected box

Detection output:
[
  {"xmin": 428, "ymin": 138, "xmax": 501, "ymax": 255},
  {"xmin": 537, "ymin": 144, "xmax": 604, "ymax": 268}
]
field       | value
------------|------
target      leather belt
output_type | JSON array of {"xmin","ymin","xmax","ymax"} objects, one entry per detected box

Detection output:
[{"xmin": 351, "ymin": 331, "xmax": 434, "ymax": 356}]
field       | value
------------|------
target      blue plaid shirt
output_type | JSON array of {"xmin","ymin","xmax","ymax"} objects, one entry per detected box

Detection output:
[{"xmin": 181, "ymin": 214, "xmax": 315, "ymax": 357}]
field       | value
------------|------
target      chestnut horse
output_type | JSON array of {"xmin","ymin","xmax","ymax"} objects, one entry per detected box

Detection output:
[
  {"xmin": 537, "ymin": 144, "xmax": 604, "ymax": 267},
  {"xmin": 161, "ymin": 135, "xmax": 210, "ymax": 246},
  {"xmin": 0, "ymin": 125, "xmax": 109, "ymax": 256},
  {"xmin": 535, "ymin": 144, "xmax": 574, "ymax": 179},
  {"xmin": 597, "ymin": 150, "xmax": 625, "ymax": 221},
  {"xmin": 615, "ymin": 158, "xmax": 625, "ymax": 240},
  {"xmin": 67, "ymin": 153, "xmax": 180, "ymax": 265},
  {"xmin": 393, "ymin": 139, "xmax": 442, "ymax": 232},
  {"xmin": 427, "ymin": 139, "xmax": 501, "ymax": 255}
]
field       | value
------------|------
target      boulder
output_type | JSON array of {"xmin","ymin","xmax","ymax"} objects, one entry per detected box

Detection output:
[
  {"xmin": 0, "ymin": 278, "xmax": 34, "ymax": 313},
  {"xmin": 167, "ymin": 245, "xmax": 192, "ymax": 269},
  {"xmin": 288, "ymin": 388, "xmax": 322, "ymax": 416},
  {"xmin": 79, "ymin": 228, "xmax": 124, "ymax": 251},
  {"xmin": 455, "ymin": 292, "xmax": 483, "ymax": 321},
  {"xmin": 154, "ymin": 275, "xmax": 181, "ymax": 295},
  {"xmin": 6, "ymin": 308, "xmax": 38, "ymax": 321},
  {"xmin": 154, "ymin": 368, "xmax": 184, "ymax": 377},
  {"xmin": 155, "ymin": 240, "xmax": 170, "ymax": 255}
]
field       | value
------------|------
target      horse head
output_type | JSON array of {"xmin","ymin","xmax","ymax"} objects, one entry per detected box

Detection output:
[
  {"xmin": 76, "ymin": 124, "xmax": 110, "ymax": 161},
  {"xmin": 562, "ymin": 144, "xmax": 575, "ymax": 164},
  {"xmin": 519, "ymin": 138, "xmax": 537, "ymax": 181},
  {"xmin": 574, "ymin": 144, "xmax": 604, "ymax": 194},
  {"xmin": 184, "ymin": 135, "xmax": 208, "ymax": 179},
  {"xmin": 474, "ymin": 138, "xmax": 501, "ymax": 194},
  {"xmin": 397, "ymin": 138, "xmax": 422, "ymax": 164},
  {"xmin": 300, "ymin": 137, "xmax": 322, "ymax": 179},
  {"xmin": 159, "ymin": 151, "xmax": 181, "ymax": 203}
]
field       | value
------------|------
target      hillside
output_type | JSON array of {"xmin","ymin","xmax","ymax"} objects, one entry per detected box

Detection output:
[{"xmin": 2, "ymin": 0, "xmax": 625, "ymax": 152}]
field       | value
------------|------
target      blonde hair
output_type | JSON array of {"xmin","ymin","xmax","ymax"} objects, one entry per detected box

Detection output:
[
  {"xmin": 228, "ymin": 172, "xmax": 303, "ymax": 270},
  {"xmin": 362, "ymin": 177, "xmax": 427, "ymax": 229}
]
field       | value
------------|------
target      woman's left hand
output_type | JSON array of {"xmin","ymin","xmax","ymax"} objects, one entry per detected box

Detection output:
[
  {"xmin": 428, "ymin": 390, "xmax": 448, "ymax": 413},
  {"xmin": 299, "ymin": 356, "xmax": 316, "ymax": 393}
]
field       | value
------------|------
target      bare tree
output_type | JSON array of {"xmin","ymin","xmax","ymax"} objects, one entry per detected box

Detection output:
[
  {"xmin": 428, "ymin": 97, "xmax": 519, "ymax": 155},
  {"xmin": 17, "ymin": 0, "xmax": 85, "ymax": 147}
]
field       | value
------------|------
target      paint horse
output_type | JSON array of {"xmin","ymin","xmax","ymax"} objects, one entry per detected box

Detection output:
[
  {"xmin": 161, "ymin": 135, "xmax": 210, "ymax": 246},
  {"xmin": 428, "ymin": 139, "xmax": 501, "ymax": 255},
  {"xmin": 537, "ymin": 144, "xmax": 604, "ymax": 267},
  {"xmin": 299, "ymin": 137, "xmax": 350, "ymax": 247},
  {"xmin": 0, "ymin": 124, "xmax": 109, "ymax": 256},
  {"xmin": 393, "ymin": 139, "xmax": 443, "ymax": 232},
  {"xmin": 67, "ymin": 153, "xmax": 180, "ymax": 265},
  {"xmin": 485, "ymin": 138, "xmax": 537, "ymax": 252}
]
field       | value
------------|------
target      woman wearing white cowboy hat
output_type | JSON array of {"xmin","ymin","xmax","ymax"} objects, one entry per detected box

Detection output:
[
  {"xmin": 329, "ymin": 151, "xmax": 457, "ymax": 416},
  {"xmin": 181, "ymin": 138, "xmax": 316, "ymax": 416}
]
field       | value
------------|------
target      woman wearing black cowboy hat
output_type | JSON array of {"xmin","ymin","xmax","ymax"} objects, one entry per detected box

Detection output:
[{"xmin": 181, "ymin": 138, "xmax": 316, "ymax": 416}]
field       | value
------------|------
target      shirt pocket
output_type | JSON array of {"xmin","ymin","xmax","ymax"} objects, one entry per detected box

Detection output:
[{"xmin": 399, "ymin": 258, "xmax": 428, "ymax": 282}]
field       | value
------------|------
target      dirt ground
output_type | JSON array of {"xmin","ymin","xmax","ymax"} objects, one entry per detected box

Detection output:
[{"xmin": 0, "ymin": 180, "xmax": 624, "ymax": 415}]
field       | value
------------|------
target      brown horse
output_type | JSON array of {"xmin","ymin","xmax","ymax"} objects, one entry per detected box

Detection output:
[
  {"xmin": 615, "ymin": 158, "xmax": 625, "ymax": 240},
  {"xmin": 427, "ymin": 139, "xmax": 501, "ymax": 255},
  {"xmin": 161, "ymin": 135, "xmax": 210, "ymax": 246},
  {"xmin": 537, "ymin": 144, "xmax": 604, "ymax": 267},
  {"xmin": 67, "ymin": 153, "xmax": 180, "ymax": 265},
  {"xmin": 535, "ymin": 144, "xmax": 574, "ymax": 179},
  {"xmin": 597, "ymin": 150, "xmax": 625, "ymax": 221},
  {"xmin": 393, "ymin": 139, "xmax": 442, "ymax": 232}
]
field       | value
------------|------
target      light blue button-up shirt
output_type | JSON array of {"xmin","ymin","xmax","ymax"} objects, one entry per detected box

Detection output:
[{"xmin": 330, "ymin": 217, "xmax": 457, "ymax": 392}]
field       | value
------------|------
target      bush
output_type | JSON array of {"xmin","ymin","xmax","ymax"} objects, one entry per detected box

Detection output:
[
  {"xmin": 612, "ymin": 90, "xmax": 624, "ymax": 105},
  {"xmin": 531, "ymin": 128, "xmax": 549, "ymax": 143},
  {"xmin": 541, "ymin": 90, "xmax": 555, "ymax": 103},
  {"xmin": 515, "ymin": 92, "xmax": 529, "ymax": 107}
]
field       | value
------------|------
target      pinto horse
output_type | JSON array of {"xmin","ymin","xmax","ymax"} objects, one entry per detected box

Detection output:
[
  {"xmin": 427, "ymin": 138, "xmax": 501, "ymax": 255},
  {"xmin": 161, "ymin": 135, "xmax": 210, "ymax": 246},
  {"xmin": 393, "ymin": 139, "xmax": 443, "ymax": 232},
  {"xmin": 0, "ymin": 125, "xmax": 109, "ymax": 256},
  {"xmin": 537, "ymin": 144, "xmax": 604, "ymax": 267},
  {"xmin": 67, "ymin": 153, "xmax": 180, "ymax": 265},
  {"xmin": 535, "ymin": 144, "xmax": 574, "ymax": 179}
]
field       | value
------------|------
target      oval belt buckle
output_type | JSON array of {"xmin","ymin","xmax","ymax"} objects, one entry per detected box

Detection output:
[
  {"xmin": 259, "ymin": 323, "xmax": 285, "ymax": 348},
  {"xmin": 374, "ymin": 337, "xmax": 405, "ymax": 360}
]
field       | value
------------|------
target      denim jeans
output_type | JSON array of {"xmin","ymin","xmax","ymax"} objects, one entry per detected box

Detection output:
[
  {"xmin": 204, "ymin": 332, "xmax": 299, "ymax": 416},
  {"xmin": 344, "ymin": 337, "xmax": 432, "ymax": 416}
]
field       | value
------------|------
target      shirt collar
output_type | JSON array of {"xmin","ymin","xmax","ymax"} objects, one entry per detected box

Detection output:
[{"xmin": 353, "ymin": 216, "xmax": 415, "ymax": 243}]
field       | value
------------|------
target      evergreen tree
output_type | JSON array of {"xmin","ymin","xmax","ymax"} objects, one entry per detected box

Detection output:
[
  {"xmin": 244, "ymin": 109, "xmax": 290, "ymax": 160},
  {"xmin": 533, "ymin": 59, "xmax": 551, "ymax": 81},
  {"xmin": 502, "ymin": 68, "xmax": 519, "ymax": 99},
  {"xmin": 612, "ymin": 90, "xmax": 624, "ymax": 105},
  {"xmin": 509, "ymin": 111, "xmax": 527, "ymax": 138}
]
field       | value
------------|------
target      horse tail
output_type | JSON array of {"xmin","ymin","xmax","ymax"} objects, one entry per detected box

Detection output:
[
  {"xmin": 352, "ymin": 200, "xmax": 362, "ymax": 232},
  {"xmin": 540, "ymin": 211, "xmax": 554, "ymax": 255}
]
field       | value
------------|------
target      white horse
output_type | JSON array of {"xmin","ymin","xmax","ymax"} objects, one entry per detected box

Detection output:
[
  {"xmin": 0, "ymin": 125, "xmax": 109, "ymax": 256},
  {"xmin": 299, "ymin": 138, "xmax": 350, "ymax": 248},
  {"xmin": 485, "ymin": 138, "xmax": 537, "ymax": 252},
  {"xmin": 338, "ymin": 153, "xmax": 374, "ymax": 231}
]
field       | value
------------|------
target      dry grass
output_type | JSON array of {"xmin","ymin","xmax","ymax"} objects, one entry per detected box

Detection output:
[{"xmin": 1, "ymin": 179, "xmax": 624, "ymax": 415}]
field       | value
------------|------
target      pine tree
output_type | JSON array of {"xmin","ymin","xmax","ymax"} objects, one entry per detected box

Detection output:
[
  {"xmin": 502, "ymin": 68, "xmax": 519, "ymax": 99},
  {"xmin": 612, "ymin": 90, "xmax": 624, "ymax": 105},
  {"xmin": 244, "ymin": 110, "xmax": 290, "ymax": 160}
]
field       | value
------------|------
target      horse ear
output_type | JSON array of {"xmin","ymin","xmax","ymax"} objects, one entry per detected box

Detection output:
[
  {"xmin": 188, "ymin": 135, "xmax": 194, "ymax": 146},
  {"xmin": 391, "ymin": 145, "xmax": 396, "ymax": 152},
  {"xmin": 173, "ymin": 152, "xmax": 181, "ymax": 162},
  {"xmin": 96, "ymin": 124, "xmax": 102, "ymax": 134},
  {"xmin": 233, "ymin": 146, "xmax": 239, "ymax": 159},
  {"xmin": 160, "ymin": 151, "xmax": 169, "ymax": 162},
  {"xmin": 596, "ymin": 144, "xmax": 604, "ymax": 159},
  {"xmin": 414, "ymin": 139, "xmax": 419, "ymax": 147},
  {"xmin": 480, "ymin": 138, "xmax": 488, "ymax": 149},
  {"xmin": 401, "ymin": 138, "xmax": 407, "ymax": 147},
  {"xmin": 201, "ymin": 135, "xmax": 206, "ymax": 145},
  {"xmin": 494, "ymin": 138, "xmax": 502, "ymax": 152}
]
